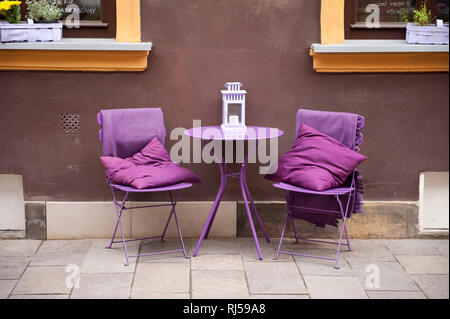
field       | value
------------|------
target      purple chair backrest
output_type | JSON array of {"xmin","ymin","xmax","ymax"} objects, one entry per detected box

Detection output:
[
  {"xmin": 295, "ymin": 109, "xmax": 365, "ymax": 150},
  {"xmin": 97, "ymin": 108, "xmax": 166, "ymax": 158}
]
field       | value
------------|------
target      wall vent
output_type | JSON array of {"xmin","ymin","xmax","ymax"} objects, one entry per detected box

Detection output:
[{"xmin": 59, "ymin": 113, "xmax": 80, "ymax": 133}]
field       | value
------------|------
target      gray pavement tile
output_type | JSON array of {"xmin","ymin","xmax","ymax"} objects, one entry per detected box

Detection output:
[
  {"xmin": 304, "ymin": 275, "xmax": 368, "ymax": 299},
  {"xmin": 383, "ymin": 239, "xmax": 441, "ymax": 255},
  {"xmin": 12, "ymin": 266, "xmax": 71, "ymax": 295},
  {"xmin": 434, "ymin": 240, "xmax": 449, "ymax": 257},
  {"xmin": 80, "ymin": 240, "xmax": 138, "ymax": 273},
  {"xmin": 131, "ymin": 263, "xmax": 190, "ymax": 298},
  {"xmin": 192, "ymin": 238, "xmax": 241, "ymax": 255},
  {"xmin": 412, "ymin": 275, "xmax": 449, "ymax": 299},
  {"xmin": 239, "ymin": 238, "xmax": 293, "ymax": 262},
  {"xmin": 343, "ymin": 240, "xmax": 395, "ymax": 262},
  {"xmin": 9, "ymin": 294, "xmax": 69, "ymax": 299},
  {"xmin": 0, "ymin": 256, "xmax": 30, "ymax": 279},
  {"xmin": 367, "ymin": 291, "xmax": 427, "ymax": 299},
  {"xmin": 0, "ymin": 280, "xmax": 17, "ymax": 299},
  {"xmin": 244, "ymin": 261, "xmax": 307, "ymax": 295},
  {"xmin": 70, "ymin": 273, "xmax": 133, "ymax": 299},
  {"xmin": 30, "ymin": 240, "xmax": 92, "ymax": 267},
  {"xmin": 191, "ymin": 254, "xmax": 243, "ymax": 271},
  {"xmin": 191, "ymin": 270, "xmax": 249, "ymax": 299},
  {"xmin": 395, "ymin": 255, "xmax": 449, "ymax": 275},
  {"xmin": 292, "ymin": 247, "xmax": 352, "ymax": 275},
  {"xmin": 347, "ymin": 260, "xmax": 420, "ymax": 291},
  {"xmin": 139, "ymin": 239, "xmax": 191, "ymax": 263},
  {"xmin": 0, "ymin": 240, "xmax": 41, "ymax": 257}
]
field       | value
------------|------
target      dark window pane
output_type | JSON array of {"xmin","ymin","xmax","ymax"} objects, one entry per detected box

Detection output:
[
  {"xmin": 437, "ymin": 0, "xmax": 449, "ymax": 21},
  {"xmin": 356, "ymin": 0, "xmax": 417, "ymax": 23},
  {"xmin": 55, "ymin": 0, "xmax": 101, "ymax": 21}
]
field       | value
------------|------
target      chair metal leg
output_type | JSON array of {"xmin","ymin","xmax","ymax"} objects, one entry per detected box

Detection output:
[
  {"xmin": 108, "ymin": 190, "xmax": 130, "ymax": 266},
  {"xmin": 334, "ymin": 194, "xmax": 352, "ymax": 269},
  {"xmin": 160, "ymin": 202, "xmax": 175, "ymax": 241},
  {"xmin": 274, "ymin": 209, "xmax": 290, "ymax": 260},
  {"xmin": 169, "ymin": 191, "xmax": 189, "ymax": 258}
]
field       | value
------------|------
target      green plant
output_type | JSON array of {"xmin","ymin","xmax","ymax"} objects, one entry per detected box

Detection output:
[
  {"xmin": 26, "ymin": 0, "xmax": 62, "ymax": 23},
  {"xmin": 412, "ymin": 0, "xmax": 433, "ymax": 26}
]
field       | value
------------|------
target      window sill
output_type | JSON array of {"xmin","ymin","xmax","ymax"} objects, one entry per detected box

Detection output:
[
  {"xmin": 0, "ymin": 38, "xmax": 153, "ymax": 71},
  {"xmin": 310, "ymin": 40, "xmax": 449, "ymax": 73}
]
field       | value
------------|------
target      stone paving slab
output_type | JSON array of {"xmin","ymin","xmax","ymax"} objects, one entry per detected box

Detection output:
[
  {"xmin": 294, "ymin": 253, "xmax": 352, "ymax": 276},
  {"xmin": 80, "ymin": 240, "xmax": 139, "ymax": 273},
  {"xmin": 304, "ymin": 276, "xmax": 368, "ymax": 299},
  {"xmin": 191, "ymin": 254, "xmax": 243, "ymax": 271},
  {"xmin": 383, "ymin": 239, "xmax": 442, "ymax": 255},
  {"xmin": 434, "ymin": 240, "xmax": 449, "ymax": 257},
  {"xmin": 131, "ymin": 263, "xmax": 190, "ymax": 298},
  {"xmin": 192, "ymin": 270, "xmax": 249, "ymax": 299},
  {"xmin": 395, "ymin": 255, "xmax": 449, "ymax": 275},
  {"xmin": 366, "ymin": 291, "xmax": 427, "ymax": 299},
  {"xmin": 12, "ymin": 266, "xmax": 71, "ymax": 295},
  {"xmin": 0, "ymin": 256, "xmax": 30, "ymax": 280},
  {"xmin": 347, "ymin": 260, "xmax": 420, "ymax": 291},
  {"xmin": 9, "ymin": 294, "xmax": 69, "ymax": 299},
  {"xmin": 192, "ymin": 238, "xmax": 241, "ymax": 255},
  {"xmin": 139, "ymin": 239, "xmax": 191, "ymax": 263},
  {"xmin": 0, "ymin": 239, "xmax": 449, "ymax": 299},
  {"xmin": 30, "ymin": 240, "xmax": 92, "ymax": 267},
  {"xmin": 70, "ymin": 273, "xmax": 133, "ymax": 299},
  {"xmin": 343, "ymin": 240, "xmax": 395, "ymax": 262},
  {"xmin": 131, "ymin": 292, "xmax": 191, "ymax": 299},
  {"xmin": 0, "ymin": 280, "xmax": 17, "ymax": 299},
  {"xmin": 239, "ymin": 238, "xmax": 293, "ymax": 262},
  {"xmin": 0, "ymin": 240, "xmax": 41, "ymax": 257},
  {"xmin": 249, "ymin": 294, "xmax": 310, "ymax": 299},
  {"xmin": 411, "ymin": 275, "xmax": 449, "ymax": 299},
  {"xmin": 244, "ymin": 261, "xmax": 307, "ymax": 295}
]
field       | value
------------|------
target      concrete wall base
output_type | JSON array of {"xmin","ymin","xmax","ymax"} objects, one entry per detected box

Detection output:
[{"xmin": 17, "ymin": 200, "xmax": 449, "ymax": 240}]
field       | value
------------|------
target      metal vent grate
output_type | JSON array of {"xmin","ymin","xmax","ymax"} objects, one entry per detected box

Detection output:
[{"xmin": 60, "ymin": 113, "xmax": 80, "ymax": 133}]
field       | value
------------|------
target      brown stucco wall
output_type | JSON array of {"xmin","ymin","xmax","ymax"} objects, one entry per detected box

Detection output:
[{"xmin": 0, "ymin": 0, "xmax": 448, "ymax": 202}]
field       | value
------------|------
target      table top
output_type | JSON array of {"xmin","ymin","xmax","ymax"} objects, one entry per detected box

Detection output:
[{"xmin": 184, "ymin": 126, "xmax": 284, "ymax": 141}]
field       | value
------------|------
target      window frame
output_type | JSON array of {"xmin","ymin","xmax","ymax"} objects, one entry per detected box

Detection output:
[
  {"xmin": 19, "ymin": 0, "xmax": 116, "ymax": 38},
  {"xmin": 345, "ymin": 0, "xmax": 441, "ymax": 39}
]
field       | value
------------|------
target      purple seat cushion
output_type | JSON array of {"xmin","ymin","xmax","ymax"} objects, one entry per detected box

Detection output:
[
  {"xmin": 266, "ymin": 124, "xmax": 367, "ymax": 191},
  {"xmin": 101, "ymin": 137, "xmax": 202, "ymax": 189}
]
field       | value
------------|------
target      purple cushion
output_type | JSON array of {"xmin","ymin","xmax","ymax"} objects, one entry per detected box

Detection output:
[
  {"xmin": 101, "ymin": 137, "xmax": 202, "ymax": 189},
  {"xmin": 266, "ymin": 124, "xmax": 367, "ymax": 191}
]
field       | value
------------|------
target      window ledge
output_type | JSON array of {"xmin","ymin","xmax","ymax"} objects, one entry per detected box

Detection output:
[
  {"xmin": 0, "ymin": 38, "xmax": 152, "ymax": 51},
  {"xmin": 311, "ymin": 40, "xmax": 449, "ymax": 53},
  {"xmin": 310, "ymin": 40, "xmax": 449, "ymax": 73},
  {"xmin": 0, "ymin": 38, "xmax": 152, "ymax": 72}
]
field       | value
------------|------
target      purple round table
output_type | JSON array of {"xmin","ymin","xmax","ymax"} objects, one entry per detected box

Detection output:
[{"xmin": 185, "ymin": 126, "xmax": 284, "ymax": 260}]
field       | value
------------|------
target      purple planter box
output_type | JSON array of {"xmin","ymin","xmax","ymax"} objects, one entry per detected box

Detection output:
[
  {"xmin": 0, "ymin": 21, "xmax": 62, "ymax": 43},
  {"xmin": 406, "ymin": 22, "xmax": 449, "ymax": 45}
]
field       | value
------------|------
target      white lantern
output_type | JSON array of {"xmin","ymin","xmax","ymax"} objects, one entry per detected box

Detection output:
[{"xmin": 221, "ymin": 82, "xmax": 247, "ymax": 133}]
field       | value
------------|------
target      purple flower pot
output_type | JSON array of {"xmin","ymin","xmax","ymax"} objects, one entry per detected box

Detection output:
[
  {"xmin": 0, "ymin": 21, "xmax": 62, "ymax": 43},
  {"xmin": 406, "ymin": 22, "xmax": 449, "ymax": 45}
]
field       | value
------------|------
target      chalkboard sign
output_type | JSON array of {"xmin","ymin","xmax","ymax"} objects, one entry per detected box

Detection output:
[
  {"xmin": 357, "ymin": 0, "xmax": 417, "ymax": 23},
  {"xmin": 54, "ymin": 0, "xmax": 101, "ymax": 21}
]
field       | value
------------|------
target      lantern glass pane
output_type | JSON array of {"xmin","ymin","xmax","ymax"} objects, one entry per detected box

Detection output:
[{"xmin": 227, "ymin": 104, "xmax": 242, "ymax": 125}]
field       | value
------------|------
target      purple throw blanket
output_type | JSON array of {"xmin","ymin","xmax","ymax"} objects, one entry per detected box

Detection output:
[
  {"xmin": 98, "ymin": 108, "xmax": 167, "ymax": 158},
  {"xmin": 289, "ymin": 109, "xmax": 366, "ymax": 228}
]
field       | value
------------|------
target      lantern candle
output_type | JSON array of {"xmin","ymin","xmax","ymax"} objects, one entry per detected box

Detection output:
[{"xmin": 229, "ymin": 115, "xmax": 239, "ymax": 125}]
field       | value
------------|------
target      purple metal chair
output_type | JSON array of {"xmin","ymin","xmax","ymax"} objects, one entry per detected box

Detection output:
[
  {"xmin": 97, "ymin": 108, "xmax": 191, "ymax": 266},
  {"xmin": 273, "ymin": 109, "xmax": 365, "ymax": 269}
]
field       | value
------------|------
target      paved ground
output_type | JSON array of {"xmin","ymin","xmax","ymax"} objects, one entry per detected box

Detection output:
[{"xmin": 0, "ymin": 238, "xmax": 448, "ymax": 299}]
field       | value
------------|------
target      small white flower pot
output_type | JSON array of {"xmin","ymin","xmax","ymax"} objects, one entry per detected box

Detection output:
[
  {"xmin": 0, "ymin": 19, "xmax": 62, "ymax": 43},
  {"xmin": 406, "ymin": 21, "xmax": 449, "ymax": 45}
]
